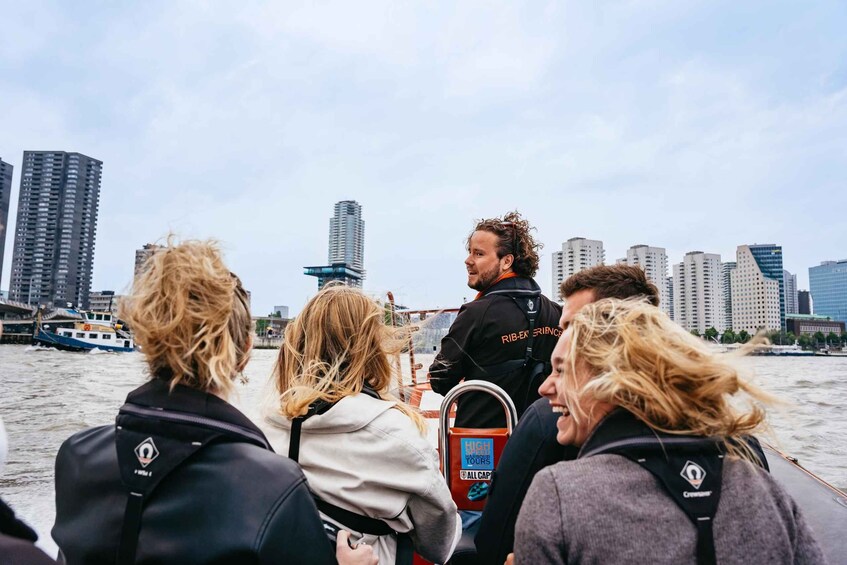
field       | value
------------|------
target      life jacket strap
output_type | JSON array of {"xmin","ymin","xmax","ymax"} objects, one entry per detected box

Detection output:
[
  {"xmin": 116, "ymin": 492, "xmax": 144, "ymax": 565},
  {"xmin": 580, "ymin": 410, "xmax": 725, "ymax": 565}
]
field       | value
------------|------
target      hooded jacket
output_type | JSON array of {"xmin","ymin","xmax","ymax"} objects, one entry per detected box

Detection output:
[
  {"xmin": 261, "ymin": 392, "xmax": 461, "ymax": 565},
  {"xmin": 52, "ymin": 379, "xmax": 335, "ymax": 565},
  {"xmin": 429, "ymin": 276, "xmax": 562, "ymax": 428}
]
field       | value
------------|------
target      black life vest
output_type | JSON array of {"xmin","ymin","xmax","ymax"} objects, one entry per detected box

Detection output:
[
  {"xmin": 113, "ymin": 403, "xmax": 271, "ymax": 565},
  {"xmin": 288, "ymin": 386, "xmax": 415, "ymax": 565},
  {"xmin": 578, "ymin": 409, "xmax": 769, "ymax": 565},
  {"xmin": 468, "ymin": 288, "xmax": 548, "ymax": 411}
]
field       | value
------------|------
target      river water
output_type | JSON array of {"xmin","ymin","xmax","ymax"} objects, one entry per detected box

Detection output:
[{"xmin": 1, "ymin": 345, "xmax": 846, "ymax": 554}]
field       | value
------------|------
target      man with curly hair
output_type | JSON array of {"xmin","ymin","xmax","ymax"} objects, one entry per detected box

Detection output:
[{"xmin": 428, "ymin": 212, "xmax": 562, "ymax": 430}]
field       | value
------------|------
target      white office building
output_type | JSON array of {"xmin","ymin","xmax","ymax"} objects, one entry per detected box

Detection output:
[
  {"xmin": 672, "ymin": 252, "xmax": 725, "ymax": 334},
  {"xmin": 551, "ymin": 237, "xmax": 604, "ymax": 301},
  {"xmin": 730, "ymin": 245, "xmax": 781, "ymax": 333}
]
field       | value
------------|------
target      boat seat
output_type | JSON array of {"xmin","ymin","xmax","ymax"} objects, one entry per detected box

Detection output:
[{"xmin": 446, "ymin": 521, "xmax": 479, "ymax": 565}]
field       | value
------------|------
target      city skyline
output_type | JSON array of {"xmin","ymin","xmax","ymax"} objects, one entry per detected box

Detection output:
[{"xmin": 1, "ymin": 2, "xmax": 845, "ymax": 315}]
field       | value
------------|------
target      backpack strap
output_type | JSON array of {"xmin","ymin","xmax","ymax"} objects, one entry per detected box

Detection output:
[{"xmin": 287, "ymin": 388, "xmax": 413, "ymax": 564}]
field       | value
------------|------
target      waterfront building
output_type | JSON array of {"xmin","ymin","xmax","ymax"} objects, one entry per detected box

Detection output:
[
  {"xmin": 809, "ymin": 259, "xmax": 847, "ymax": 323},
  {"xmin": 9, "ymin": 151, "xmax": 102, "ymax": 308},
  {"xmin": 328, "ymin": 200, "xmax": 365, "ymax": 274},
  {"xmin": 785, "ymin": 314, "xmax": 845, "ymax": 337},
  {"xmin": 622, "ymin": 245, "xmax": 669, "ymax": 315},
  {"xmin": 89, "ymin": 290, "xmax": 121, "ymax": 314},
  {"xmin": 134, "ymin": 243, "xmax": 161, "ymax": 280},
  {"xmin": 784, "ymin": 270, "xmax": 798, "ymax": 315},
  {"xmin": 551, "ymin": 237, "xmax": 604, "ymax": 301},
  {"xmin": 672, "ymin": 251, "xmax": 724, "ymax": 334},
  {"xmin": 0, "ymin": 157, "xmax": 13, "ymax": 290},
  {"xmin": 666, "ymin": 275, "xmax": 674, "ymax": 321},
  {"xmin": 798, "ymin": 290, "xmax": 812, "ymax": 315},
  {"xmin": 730, "ymin": 244, "xmax": 783, "ymax": 333},
  {"xmin": 305, "ymin": 200, "xmax": 365, "ymax": 289},
  {"xmin": 272, "ymin": 305, "xmax": 289, "ymax": 319},
  {"xmin": 722, "ymin": 262, "xmax": 736, "ymax": 330}
]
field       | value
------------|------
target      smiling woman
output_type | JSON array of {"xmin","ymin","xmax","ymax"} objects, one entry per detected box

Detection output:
[{"xmin": 517, "ymin": 298, "xmax": 826, "ymax": 564}]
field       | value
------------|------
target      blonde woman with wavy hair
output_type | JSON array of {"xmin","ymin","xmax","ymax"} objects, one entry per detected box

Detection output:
[
  {"xmin": 261, "ymin": 284, "xmax": 461, "ymax": 565},
  {"xmin": 515, "ymin": 298, "xmax": 825, "ymax": 564},
  {"xmin": 53, "ymin": 239, "xmax": 373, "ymax": 565}
]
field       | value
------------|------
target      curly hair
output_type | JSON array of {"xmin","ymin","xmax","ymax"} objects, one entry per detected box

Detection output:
[
  {"xmin": 470, "ymin": 210, "xmax": 541, "ymax": 277},
  {"xmin": 274, "ymin": 284, "xmax": 426, "ymax": 434},
  {"xmin": 564, "ymin": 298, "xmax": 774, "ymax": 461},
  {"xmin": 119, "ymin": 237, "xmax": 252, "ymax": 397}
]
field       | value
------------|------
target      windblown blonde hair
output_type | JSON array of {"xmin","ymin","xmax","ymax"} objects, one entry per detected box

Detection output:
[
  {"xmin": 120, "ymin": 238, "xmax": 252, "ymax": 397},
  {"xmin": 275, "ymin": 284, "xmax": 426, "ymax": 434},
  {"xmin": 564, "ymin": 298, "xmax": 774, "ymax": 461}
]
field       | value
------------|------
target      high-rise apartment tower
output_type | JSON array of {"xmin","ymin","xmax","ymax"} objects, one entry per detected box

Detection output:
[
  {"xmin": 672, "ymin": 251, "xmax": 724, "ymax": 334},
  {"xmin": 328, "ymin": 200, "xmax": 365, "ymax": 273},
  {"xmin": 9, "ymin": 151, "xmax": 102, "ymax": 308},
  {"xmin": 621, "ymin": 245, "xmax": 669, "ymax": 315},
  {"xmin": 551, "ymin": 237, "xmax": 604, "ymax": 301},
  {"xmin": 0, "ymin": 157, "xmax": 13, "ymax": 290}
]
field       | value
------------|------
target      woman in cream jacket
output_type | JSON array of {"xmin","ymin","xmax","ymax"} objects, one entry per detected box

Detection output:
[{"xmin": 261, "ymin": 284, "xmax": 461, "ymax": 564}]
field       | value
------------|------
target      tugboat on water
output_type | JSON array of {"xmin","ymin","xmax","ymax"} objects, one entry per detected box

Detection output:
[{"xmin": 32, "ymin": 309, "xmax": 135, "ymax": 352}]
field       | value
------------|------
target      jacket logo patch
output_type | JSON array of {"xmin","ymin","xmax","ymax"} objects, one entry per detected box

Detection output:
[
  {"xmin": 134, "ymin": 437, "xmax": 160, "ymax": 468},
  {"xmin": 680, "ymin": 460, "xmax": 706, "ymax": 489}
]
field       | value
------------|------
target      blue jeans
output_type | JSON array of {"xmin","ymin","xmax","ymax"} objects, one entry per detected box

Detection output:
[{"xmin": 459, "ymin": 510, "xmax": 482, "ymax": 531}]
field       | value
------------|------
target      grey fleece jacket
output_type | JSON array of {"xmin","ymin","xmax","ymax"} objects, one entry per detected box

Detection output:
[{"xmin": 515, "ymin": 454, "xmax": 827, "ymax": 564}]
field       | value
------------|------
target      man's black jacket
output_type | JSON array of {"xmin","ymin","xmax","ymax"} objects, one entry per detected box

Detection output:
[
  {"xmin": 475, "ymin": 397, "xmax": 578, "ymax": 565},
  {"xmin": 52, "ymin": 378, "xmax": 335, "ymax": 565},
  {"xmin": 429, "ymin": 276, "xmax": 562, "ymax": 428}
]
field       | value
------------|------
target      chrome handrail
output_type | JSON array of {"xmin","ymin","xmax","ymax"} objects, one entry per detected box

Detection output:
[{"xmin": 438, "ymin": 381, "xmax": 518, "ymax": 480}]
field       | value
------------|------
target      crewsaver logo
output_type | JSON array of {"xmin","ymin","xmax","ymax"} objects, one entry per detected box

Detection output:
[
  {"xmin": 680, "ymin": 460, "xmax": 706, "ymax": 489},
  {"xmin": 134, "ymin": 437, "xmax": 159, "ymax": 468}
]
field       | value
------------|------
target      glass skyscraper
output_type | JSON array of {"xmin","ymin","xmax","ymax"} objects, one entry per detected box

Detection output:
[{"xmin": 809, "ymin": 260, "xmax": 847, "ymax": 323}]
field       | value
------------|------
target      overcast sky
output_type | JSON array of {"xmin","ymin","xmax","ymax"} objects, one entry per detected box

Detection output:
[{"xmin": 2, "ymin": 1, "xmax": 846, "ymax": 315}]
